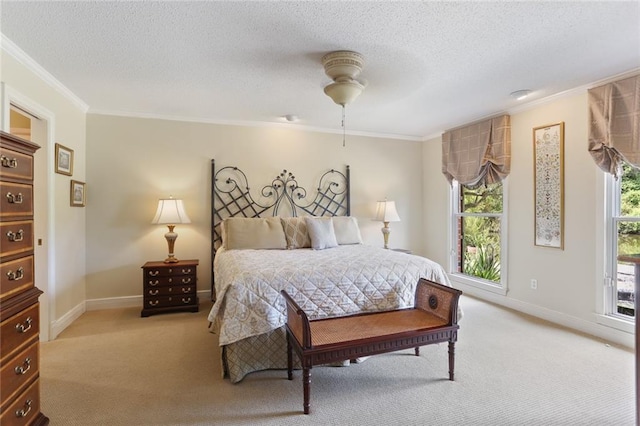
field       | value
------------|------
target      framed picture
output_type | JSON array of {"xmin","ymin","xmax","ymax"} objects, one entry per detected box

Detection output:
[
  {"xmin": 55, "ymin": 143, "xmax": 74, "ymax": 176},
  {"xmin": 533, "ymin": 122, "xmax": 564, "ymax": 249},
  {"xmin": 70, "ymin": 180, "xmax": 86, "ymax": 207}
]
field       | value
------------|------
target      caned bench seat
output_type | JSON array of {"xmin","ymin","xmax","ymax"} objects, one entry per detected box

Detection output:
[{"xmin": 281, "ymin": 278, "xmax": 462, "ymax": 414}]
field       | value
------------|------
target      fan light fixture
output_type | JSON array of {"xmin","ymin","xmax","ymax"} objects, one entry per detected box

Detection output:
[{"xmin": 322, "ymin": 50, "xmax": 366, "ymax": 146}]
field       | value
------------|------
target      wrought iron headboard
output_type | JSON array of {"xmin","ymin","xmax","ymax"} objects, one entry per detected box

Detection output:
[{"xmin": 210, "ymin": 159, "xmax": 350, "ymax": 300}]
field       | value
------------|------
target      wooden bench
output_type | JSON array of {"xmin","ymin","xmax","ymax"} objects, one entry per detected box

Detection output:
[{"xmin": 281, "ymin": 278, "xmax": 462, "ymax": 414}]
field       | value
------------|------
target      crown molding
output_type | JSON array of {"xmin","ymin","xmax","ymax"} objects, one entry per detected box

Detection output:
[
  {"xmin": 1, "ymin": 34, "xmax": 89, "ymax": 113},
  {"xmin": 88, "ymin": 109, "xmax": 424, "ymax": 142}
]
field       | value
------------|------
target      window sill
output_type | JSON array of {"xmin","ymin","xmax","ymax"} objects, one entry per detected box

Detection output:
[
  {"xmin": 595, "ymin": 314, "xmax": 635, "ymax": 334},
  {"xmin": 449, "ymin": 273, "xmax": 507, "ymax": 296}
]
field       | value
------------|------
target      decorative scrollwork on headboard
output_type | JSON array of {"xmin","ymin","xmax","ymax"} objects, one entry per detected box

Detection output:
[{"xmin": 210, "ymin": 159, "xmax": 350, "ymax": 300}]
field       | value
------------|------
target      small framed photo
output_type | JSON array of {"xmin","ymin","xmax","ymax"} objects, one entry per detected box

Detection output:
[
  {"xmin": 70, "ymin": 180, "xmax": 86, "ymax": 207},
  {"xmin": 55, "ymin": 143, "xmax": 74, "ymax": 176}
]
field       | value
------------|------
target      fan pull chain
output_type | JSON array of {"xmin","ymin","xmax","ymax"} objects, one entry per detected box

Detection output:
[{"xmin": 342, "ymin": 105, "xmax": 346, "ymax": 147}]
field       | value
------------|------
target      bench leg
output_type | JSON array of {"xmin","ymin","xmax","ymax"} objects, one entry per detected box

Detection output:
[
  {"xmin": 414, "ymin": 346, "xmax": 420, "ymax": 356},
  {"xmin": 286, "ymin": 334, "xmax": 293, "ymax": 380},
  {"xmin": 303, "ymin": 367, "xmax": 311, "ymax": 414},
  {"xmin": 448, "ymin": 341, "xmax": 455, "ymax": 381}
]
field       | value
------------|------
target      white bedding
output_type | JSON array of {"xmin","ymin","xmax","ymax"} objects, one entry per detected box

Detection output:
[{"xmin": 207, "ymin": 245, "xmax": 452, "ymax": 346}]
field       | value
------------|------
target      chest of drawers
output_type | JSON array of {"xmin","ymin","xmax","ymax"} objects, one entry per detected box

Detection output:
[
  {"xmin": 0, "ymin": 131, "xmax": 48, "ymax": 425},
  {"xmin": 141, "ymin": 259, "xmax": 199, "ymax": 317}
]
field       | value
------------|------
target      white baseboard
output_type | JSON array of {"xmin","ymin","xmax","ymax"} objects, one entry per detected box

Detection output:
[
  {"xmin": 455, "ymin": 282, "xmax": 635, "ymax": 349},
  {"xmin": 50, "ymin": 300, "xmax": 85, "ymax": 340},
  {"xmin": 51, "ymin": 290, "xmax": 212, "ymax": 339},
  {"xmin": 86, "ymin": 295, "xmax": 142, "ymax": 311}
]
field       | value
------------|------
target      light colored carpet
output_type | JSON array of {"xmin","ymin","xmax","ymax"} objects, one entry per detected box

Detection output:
[{"xmin": 40, "ymin": 296, "xmax": 636, "ymax": 425}]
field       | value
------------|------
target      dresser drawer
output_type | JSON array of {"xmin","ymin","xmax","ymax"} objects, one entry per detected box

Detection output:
[
  {"xmin": 0, "ymin": 376, "xmax": 41, "ymax": 426},
  {"xmin": 0, "ymin": 146, "xmax": 34, "ymax": 183},
  {"xmin": 144, "ymin": 284, "xmax": 196, "ymax": 297},
  {"xmin": 0, "ymin": 256, "xmax": 34, "ymax": 302},
  {"xmin": 0, "ymin": 220, "xmax": 34, "ymax": 260},
  {"xmin": 0, "ymin": 341, "xmax": 39, "ymax": 412},
  {"xmin": 0, "ymin": 303, "xmax": 39, "ymax": 362},
  {"xmin": 143, "ymin": 294, "xmax": 198, "ymax": 309},
  {"xmin": 0, "ymin": 182, "xmax": 33, "ymax": 220},
  {"xmin": 144, "ymin": 274, "xmax": 196, "ymax": 288}
]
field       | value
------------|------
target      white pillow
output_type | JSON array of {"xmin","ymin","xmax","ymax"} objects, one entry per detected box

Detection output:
[
  {"xmin": 304, "ymin": 217, "xmax": 338, "ymax": 250},
  {"xmin": 223, "ymin": 217, "xmax": 287, "ymax": 250},
  {"xmin": 332, "ymin": 216, "xmax": 363, "ymax": 245}
]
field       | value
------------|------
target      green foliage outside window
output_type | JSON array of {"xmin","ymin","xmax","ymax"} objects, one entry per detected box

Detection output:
[{"xmin": 460, "ymin": 183, "xmax": 502, "ymax": 283}]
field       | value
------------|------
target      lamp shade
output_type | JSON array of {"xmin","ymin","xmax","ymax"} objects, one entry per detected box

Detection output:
[
  {"xmin": 374, "ymin": 200, "xmax": 401, "ymax": 222},
  {"xmin": 151, "ymin": 198, "xmax": 191, "ymax": 225}
]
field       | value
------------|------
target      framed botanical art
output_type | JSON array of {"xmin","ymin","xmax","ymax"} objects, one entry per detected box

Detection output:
[
  {"xmin": 533, "ymin": 122, "xmax": 564, "ymax": 249},
  {"xmin": 70, "ymin": 180, "xmax": 86, "ymax": 207},
  {"xmin": 55, "ymin": 143, "xmax": 74, "ymax": 176}
]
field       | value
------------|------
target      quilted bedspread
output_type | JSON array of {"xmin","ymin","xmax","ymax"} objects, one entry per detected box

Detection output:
[{"xmin": 207, "ymin": 245, "xmax": 452, "ymax": 346}]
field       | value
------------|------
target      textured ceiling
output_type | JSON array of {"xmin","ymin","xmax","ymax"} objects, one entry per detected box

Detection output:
[{"xmin": 1, "ymin": 1, "xmax": 639, "ymax": 140}]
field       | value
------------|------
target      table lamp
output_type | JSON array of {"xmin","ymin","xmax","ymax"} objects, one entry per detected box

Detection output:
[
  {"xmin": 151, "ymin": 196, "xmax": 191, "ymax": 263},
  {"xmin": 374, "ymin": 200, "xmax": 401, "ymax": 249}
]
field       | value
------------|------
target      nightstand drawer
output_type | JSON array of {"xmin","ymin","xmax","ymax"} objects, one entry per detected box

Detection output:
[
  {"xmin": 143, "ymin": 275, "xmax": 195, "ymax": 288},
  {"xmin": 145, "ymin": 284, "xmax": 196, "ymax": 297},
  {"xmin": 0, "ymin": 341, "xmax": 39, "ymax": 412},
  {"xmin": 143, "ymin": 265, "xmax": 197, "ymax": 278},
  {"xmin": 0, "ymin": 256, "xmax": 34, "ymax": 302},
  {"xmin": 0, "ymin": 376, "xmax": 41, "ymax": 426},
  {"xmin": 0, "ymin": 182, "xmax": 33, "ymax": 220},
  {"xmin": 144, "ymin": 295, "xmax": 198, "ymax": 309}
]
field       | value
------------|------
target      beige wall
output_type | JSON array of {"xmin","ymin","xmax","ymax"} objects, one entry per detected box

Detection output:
[
  {"xmin": 423, "ymin": 91, "xmax": 630, "ymax": 345},
  {"xmin": 85, "ymin": 114, "xmax": 424, "ymax": 300},
  {"xmin": 1, "ymin": 52, "xmax": 87, "ymax": 332}
]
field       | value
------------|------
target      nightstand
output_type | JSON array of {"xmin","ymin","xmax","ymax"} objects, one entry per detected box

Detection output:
[
  {"xmin": 141, "ymin": 259, "xmax": 199, "ymax": 317},
  {"xmin": 391, "ymin": 248, "xmax": 412, "ymax": 254}
]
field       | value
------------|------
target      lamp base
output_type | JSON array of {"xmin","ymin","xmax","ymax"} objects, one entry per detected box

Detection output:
[{"xmin": 164, "ymin": 225, "xmax": 179, "ymax": 263}]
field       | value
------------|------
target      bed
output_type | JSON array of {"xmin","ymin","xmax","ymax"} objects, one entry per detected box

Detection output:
[{"xmin": 207, "ymin": 161, "xmax": 454, "ymax": 383}]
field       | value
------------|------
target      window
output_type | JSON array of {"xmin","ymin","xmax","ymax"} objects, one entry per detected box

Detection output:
[
  {"xmin": 451, "ymin": 180, "xmax": 507, "ymax": 293},
  {"xmin": 606, "ymin": 163, "xmax": 638, "ymax": 322}
]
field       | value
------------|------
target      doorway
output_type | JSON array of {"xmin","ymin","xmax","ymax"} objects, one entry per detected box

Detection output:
[{"xmin": 2, "ymin": 88, "xmax": 54, "ymax": 342}]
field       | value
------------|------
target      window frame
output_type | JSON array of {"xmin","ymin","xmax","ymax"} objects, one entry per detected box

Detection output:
[
  {"xmin": 600, "ymin": 172, "xmax": 636, "ymax": 331},
  {"xmin": 449, "ymin": 178, "xmax": 509, "ymax": 295}
]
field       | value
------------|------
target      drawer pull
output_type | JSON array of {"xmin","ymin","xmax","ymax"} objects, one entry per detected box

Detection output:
[
  {"xmin": 7, "ymin": 266, "xmax": 25, "ymax": 281},
  {"xmin": 181, "ymin": 277, "xmax": 192, "ymax": 284},
  {"xmin": 1, "ymin": 155, "xmax": 18, "ymax": 169},
  {"xmin": 181, "ymin": 268, "xmax": 192, "ymax": 274},
  {"xmin": 149, "ymin": 300, "xmax": 159, "ymax": 306},
  {"xmin": 14, "ymin": 357, "xmax": 31, "ymax": 375},
  {"xmin": 148, "ymin": 270, "xmax": 160, "ymax": 277},
  {"xmin": 15, "ymin": 317, "xmax": 32, "ymax": 333},
  {"xmin": 149, "ymin": 289, "xmax": 159, "ymax": 296},
  {"xmin": 182, "ymin": 297, "xmax": 192, "ymax": 304},
  {"xmin": 181, "ymin": 287, "xmax": 192, "ymax": 293},
  {"xmin": 148, "ymin": 280, "xmax": 159, "ymax": 286},
  {"xmin": 7, "ymin": 229, "xmax": 24, "ymax": 242},
  {"xmin": 6, "ymin": 192, "xmax": 24, "ymax": 204},
  {"xmin": 15, "ymin": 399, "xmax": 32, "ymax": 418}
]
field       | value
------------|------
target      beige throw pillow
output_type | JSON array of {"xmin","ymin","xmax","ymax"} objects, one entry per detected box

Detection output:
[
  {"xmin": 280, "ymin": 217, "xmax": 312, "ymax": 249},
  {"xmin": 223, "ymin": 217, "xmax": 287, "ymax": 250}
]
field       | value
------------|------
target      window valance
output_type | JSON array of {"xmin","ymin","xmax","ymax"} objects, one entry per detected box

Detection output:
[
  {"xmin": 588, "ymin": 74, "xmax": 640, "ymax": 176},
  {"xmin": 442, "ymin": 114, "xmax": 511, "ymax": 187}
]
